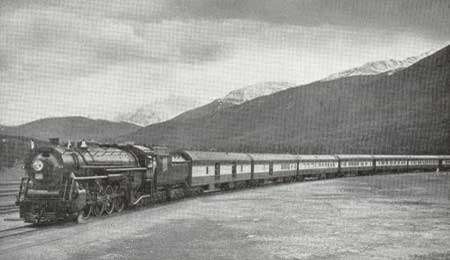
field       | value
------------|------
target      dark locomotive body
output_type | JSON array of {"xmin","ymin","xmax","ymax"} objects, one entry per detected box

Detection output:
[
  {"xmin": 17, "ymin": 141, "xmax": 450, "ymax": 224},
  {"xmin": 17, "ymin": 142, "xmax": 188, "ymax": 223}
]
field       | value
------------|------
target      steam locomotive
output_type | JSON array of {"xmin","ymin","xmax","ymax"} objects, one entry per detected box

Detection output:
[{"xmin": 16, "ymin": 139, "xmax": 450, "ymax": 224}]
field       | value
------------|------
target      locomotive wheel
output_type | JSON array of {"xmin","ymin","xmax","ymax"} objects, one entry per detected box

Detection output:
[
  {"xmin": 93, "ymin": 201, "xmax": 104, "ymax": 216},
  {"xmin": 104, "ymin": 185, "xmax": 115, "ymax": 215},
  {"xmin": 77, "ymin": 205, "xmax": 92, "ymax": 223},
  {"xmin": 114, "ymin": 196, "xmax": 125, "ymax": 213},
  {"xmin": 114, "ymin": 188, "xmax": 126, "ymax": 213},
  {"xmin": 93, "ymin": 186, "xmax": 105, "ymax": 216}
]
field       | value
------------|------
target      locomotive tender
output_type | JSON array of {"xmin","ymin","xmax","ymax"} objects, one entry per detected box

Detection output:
[{"xmin": 16, "ymin": 140, "xmax": 450, "ymax": 224}]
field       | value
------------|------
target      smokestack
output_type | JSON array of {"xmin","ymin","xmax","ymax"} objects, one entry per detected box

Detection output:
[{"xmin": 49, "ymin": 138, "xmax": 60, "ymax": 146}]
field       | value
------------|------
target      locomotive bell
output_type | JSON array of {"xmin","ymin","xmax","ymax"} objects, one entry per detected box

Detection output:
[{"xmin": 80, "ymin": 140, "xmax": 88, "ymax": 149}]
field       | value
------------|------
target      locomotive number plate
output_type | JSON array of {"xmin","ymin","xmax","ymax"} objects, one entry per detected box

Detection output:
[{"xmin": 35, "ymin": 173, "xmax": 43, "ymax": 180}]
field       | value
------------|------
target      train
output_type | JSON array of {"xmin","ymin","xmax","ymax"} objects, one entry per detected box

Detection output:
[{"xmin": 16, "ymin": 139, "xmax": 450, "ymax": 224}]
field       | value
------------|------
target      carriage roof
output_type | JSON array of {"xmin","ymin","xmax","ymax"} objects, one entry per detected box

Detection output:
[
  {"xmin": 180, "ymin": 151, "xmax": 252, "ymax": 163},
  {"xmin": 247, "ymin": 153, "xmax": 298, "ymax": 162},
  {"xmin": 335, "ymin": 154, "xmax": 374, "ymax": 160},
  {"xmin": 296, "ymin": 155, "xmax": 338, "ymax": 161}
]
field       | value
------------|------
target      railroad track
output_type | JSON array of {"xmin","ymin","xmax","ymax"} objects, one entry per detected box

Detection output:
[
  {"xmin": 0, "ymin": 225, "xmax": 35, "ymax": 239},
  {"xmin": 0, "ymin": 182, "xmax": 20, "ymax": 214}
]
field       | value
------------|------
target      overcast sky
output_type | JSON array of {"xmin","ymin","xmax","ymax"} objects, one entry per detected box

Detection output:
[{"xmin": 1, "ymin": 0, "xmax": 450, "ymax": 125}]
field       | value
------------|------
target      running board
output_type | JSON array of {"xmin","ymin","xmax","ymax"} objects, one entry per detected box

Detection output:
[{"xmin": 203, "ymin": 189, "xmax": 221, "ymax": 194}]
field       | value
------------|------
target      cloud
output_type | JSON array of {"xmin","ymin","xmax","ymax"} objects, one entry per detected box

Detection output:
[
  {"xmin": 0, "ymin": 6, "xmax": 233, "ymax": 83},
  {"xmin": 3, "ymin": 0, "xmax": 449, "ymax": 39},
  {"xmin": 0, "ymin": 1, "xmax": 449, "ymax": 125}
]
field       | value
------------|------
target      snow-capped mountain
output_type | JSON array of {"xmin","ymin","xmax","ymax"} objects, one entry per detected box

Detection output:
[
  {"xmin": 114, "ymin": 96, "xmax": 201, "ymax": 126},
  {"xmin": 222, "ymin": 82, "xmax": 297, "ymax": 104},
  {"xmin": 321, "ymin": 50, "xmax": 434, "ymax": 82},
  {"xmin": 117, "ymin": 82, "xmax": 297, "ymax": 126},
  {"xmin": 115, "ymin": 107, "xmax": 169, "ymax": 127},
  {"xmin": 171, "ymin": 81, "xmax": 297, "ymax": 122}
]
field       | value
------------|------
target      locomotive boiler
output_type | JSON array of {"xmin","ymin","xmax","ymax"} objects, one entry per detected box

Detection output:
[{"xmin": 17, "ymin": 139, "xmax": 189, "ymax": 224}]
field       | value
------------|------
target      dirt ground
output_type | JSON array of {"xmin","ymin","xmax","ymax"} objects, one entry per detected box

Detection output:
[
  {"xmin": 1, "ymin": 172, "xmax": 449, "ymax": 260},
  {"xmin": 0, "ymin": 164, "xmax": 25, "ymax": 182}
]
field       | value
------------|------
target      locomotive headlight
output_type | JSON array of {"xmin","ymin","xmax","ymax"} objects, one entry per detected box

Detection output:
[{"xmin": 32, "ymin": 159, "xmax": 44, "ymax": 172}]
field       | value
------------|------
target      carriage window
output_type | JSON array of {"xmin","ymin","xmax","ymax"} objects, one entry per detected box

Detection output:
[
  {"xmin": 240, "ymin": 164, "xmax": 244, "ymax": 172},
  {"xmin": 215, "ymin": 163, "xmax": 220, "ymax": 174},
  {"xmin": 281, "ymin": 163, "xmax": 290, "ymax": 170}
]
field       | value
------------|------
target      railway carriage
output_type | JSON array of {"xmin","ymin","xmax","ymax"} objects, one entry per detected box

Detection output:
[
  {"xmin": 336, "ymin": 155, "xmax": 374, "ymax": 176},
  {"xmin": 297, "ymin": 155, "xmax": 339, "ymax": 179},
  {"xmin": 438, "ymin": 156, "xmax": 450, "ymax": 171},
  {"xmin": 372, "ymin": 155, "xmax": 409, "ymax": 173},
  {"xmin": 408, "ymin": 155, "xmax": 440, "ymax": 172},
  {"xmin": 247, "ymin": 153, "xmax": 298, "ymax": 184},
  {"xmin": 179, "ymin": 151, "xmax": 252, "ymax": 190}
]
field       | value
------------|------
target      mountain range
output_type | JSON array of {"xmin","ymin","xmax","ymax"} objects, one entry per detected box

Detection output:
[
  {"xmin": 0, "ymin": 117, "xmax": 140, "ymax": 142},
  {"xmin": 114, "ymin": 52, "xmax": 434, "ymax": 127},
  {"xmin": 117, "ymin": 44, "xmax": 450, "ymax": 154},
  {"xmin": 1, "ymin": 46, "xmax": 448, "ymax": 156}
]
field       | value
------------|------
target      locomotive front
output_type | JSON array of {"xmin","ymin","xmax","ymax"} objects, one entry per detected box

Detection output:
[
  {"xmin": 16, "ymin": 140, "xmax": 158, "ymax": 224},
  {"xmin": 16, "ymin": 139, "xmax": 191, "ymax": 224},
  {"xmin": 17, "ymin": 145, "xmax": 83, "ymax": 223}
]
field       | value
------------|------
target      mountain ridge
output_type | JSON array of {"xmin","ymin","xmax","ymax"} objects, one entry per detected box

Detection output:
[
  {"xmin": 171, "ymin": 81, "xmax": 297, "ymax": 123},
  {"xmin": 321, "ymin": 50, "xmax": 434, "ymax": 82},
  {"xmin": 117, "ymin": 44, "xmax": 450, "ymax": 154},
  {"xmin": 1, "ymin": 116, "xmax": 141, "ymax": 142}
]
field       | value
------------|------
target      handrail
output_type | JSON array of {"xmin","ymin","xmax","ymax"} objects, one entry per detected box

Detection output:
[
  {"xmin": 132, "ymin": 195, "xmax": 151, "ymax": 205},
  {"xmin": 17, "ymin": 177, "xmax": 29, "ymax": 203},
  {"xmin": 106, "ymin": 167, "xmax": 147, "ymax": 172},
  {"xmin": 79, "ymin": 165, "xmax": 138, "ymax": 169}
]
